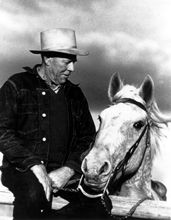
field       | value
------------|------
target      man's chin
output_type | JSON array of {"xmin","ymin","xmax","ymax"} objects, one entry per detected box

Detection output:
[
  {"xmin": 59, "ymin": 77, "xmax": 68, "ymax": 84},
  {"xmin": 53, "ymin": 79, "xmax": 65, "ymax": 85}
]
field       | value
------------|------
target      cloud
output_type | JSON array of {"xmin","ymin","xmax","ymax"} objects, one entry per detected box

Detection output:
[
  {"xmin": 82, "ymin": 30, "xmax": 171, "ymax": 77},
  {"xmin": 1, "ymin": 0, "xmax": 171, "ymax": 112},
  {"xmin": 1, "ymin": 0, "xmax": 171, "ymax": 77}
]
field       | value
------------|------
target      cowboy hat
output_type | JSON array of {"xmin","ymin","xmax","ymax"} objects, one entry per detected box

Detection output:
[{"xmin": 30, "ymin": 28, "xmax": 88, "ymax": 56}]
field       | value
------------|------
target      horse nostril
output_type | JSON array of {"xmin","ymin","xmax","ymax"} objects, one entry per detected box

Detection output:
[{"xmin": 99, "ymin": 161, "xmax": 110, "ymax": 175}]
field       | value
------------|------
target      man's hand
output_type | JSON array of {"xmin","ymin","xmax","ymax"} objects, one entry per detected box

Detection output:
[
  {"xmin": 31, "ymin": 164, "xmax": 52, "ymax": 201},
  {"xmin": 48, "ymin": 166, "xmax": 75, "ymax": 193}
]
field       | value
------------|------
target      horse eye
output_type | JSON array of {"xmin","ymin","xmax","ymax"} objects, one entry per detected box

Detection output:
[{"xmin": 133, "ymin": 121, "xmax": 145, "ymax": 130}]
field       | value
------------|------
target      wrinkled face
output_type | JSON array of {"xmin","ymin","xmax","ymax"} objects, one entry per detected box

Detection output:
[
  {"xmin": 46, "ymin": 56, "xmax": 77, "ymax": 85},
  {"xmin": 81, "ymin": 103, "xmax": 148, "ymax": 192}
]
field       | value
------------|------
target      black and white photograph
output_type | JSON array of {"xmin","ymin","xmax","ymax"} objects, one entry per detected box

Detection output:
[{"xmin": 0, "ymin": 0, "xmax": 171, "ymax": 219}]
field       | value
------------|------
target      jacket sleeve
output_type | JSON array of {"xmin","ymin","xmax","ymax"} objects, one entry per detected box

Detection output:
[
  {"xmin": 65, "ymin": 91, "xmax": 96, "ymax": 173},
  {"xmin": 0, "ymin": 81, "xmax": 42, "ymax": 171}
]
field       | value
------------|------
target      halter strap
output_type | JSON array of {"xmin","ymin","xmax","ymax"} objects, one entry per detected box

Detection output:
[
  {"xmin": 114, "ymin": 98, "xmax": 148, "ymax": 113},
  {"xmin": 109, "ymin": 123, "xmax": 150, "ymax": 183}
]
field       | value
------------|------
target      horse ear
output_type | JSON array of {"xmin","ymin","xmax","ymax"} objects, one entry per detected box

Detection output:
[
  {"xmin": 139, "ymin": 75, "xmax": 154, "ymax": 106},
  {"xmin": 108, "ymin": 72, "xmax": 123, "ymax": 102}
]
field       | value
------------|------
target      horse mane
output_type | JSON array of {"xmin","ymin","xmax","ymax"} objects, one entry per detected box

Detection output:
[{"xmin": 148, "ymin": 100, "xmax": 171, "ymax": 159}]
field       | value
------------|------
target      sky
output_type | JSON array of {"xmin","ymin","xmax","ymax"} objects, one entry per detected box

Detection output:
[
  {"xmin": 1, "ymin": 0, "xmax": 171, "ymax": 114},
  {"xmin": 0, "ymin": 0, "xmax": 171, "ymax": 202}
]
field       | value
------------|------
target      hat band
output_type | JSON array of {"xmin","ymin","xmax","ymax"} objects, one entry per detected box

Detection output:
[{"xmin": 42, "ymin": 45, "xmax": 77, "ymax": 50}]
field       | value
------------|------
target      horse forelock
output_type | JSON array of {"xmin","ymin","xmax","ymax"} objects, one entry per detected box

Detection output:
[{"xmin": 112, "ymin": 85, "xmax": 146, "ymax": 105}]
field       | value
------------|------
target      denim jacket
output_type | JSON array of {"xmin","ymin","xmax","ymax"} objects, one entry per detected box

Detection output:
[{"xmin": 0, "ymin": 65, "xmax": 96, "ymax": 173}]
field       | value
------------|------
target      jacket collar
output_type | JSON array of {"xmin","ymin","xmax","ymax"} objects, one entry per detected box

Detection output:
[{"xmin": 22, "ymin": 64, "xmax": 79, "ymax": 90}]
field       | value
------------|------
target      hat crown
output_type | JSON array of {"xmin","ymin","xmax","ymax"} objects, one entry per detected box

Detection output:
[
  {"xmin": 41, "ymin": 28, "xmax": 77, "ymax": 50},
  {"xmin": 30, "ymin": 28, "xmax": 88, "ymax": 56}
]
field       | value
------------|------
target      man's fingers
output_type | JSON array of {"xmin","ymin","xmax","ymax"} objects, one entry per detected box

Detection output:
[
  {"xmin": 46, "ymin": 187, "xmax": 51, "ymax": 201},
  {"xmin": 51, "ymin": 182, "xmax": 59, "ymax": 193},
  {"xmin": 40, "ymin": 178, "xmax": 52, "ymax": 201},
  {"xmin": 31, "ymin": 165, "xmax": 53, "ymax": 201},
  {"xmin": 42, "ymin": 183, "xmax": 52, "ymax": 201}
]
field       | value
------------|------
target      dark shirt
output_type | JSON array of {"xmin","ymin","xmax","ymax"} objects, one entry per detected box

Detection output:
[{"xmin": 47, "ymin": 87, "xmax": 69, "ymax": 169}]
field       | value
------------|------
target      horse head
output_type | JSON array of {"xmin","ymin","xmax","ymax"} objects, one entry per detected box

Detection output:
[{"xmin": 81, "ymin": 73, "xmax": 169, "ymax": 200}]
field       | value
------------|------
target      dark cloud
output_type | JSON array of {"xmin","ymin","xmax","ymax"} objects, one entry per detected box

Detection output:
[
  {"xmin": 71, "ymin": 44, "xmax": 171, "ymax": 113},
  {"xmin": 1, "ymin": 0, "xmax": 42, "ymax": 14},
  {"xmin": 50, "ymin": 0, "xmax": 93, "ymax": 11},
  {"xmin": 0, "ymin": 53, "xmax": 40, "ymax": 85},
  {"xmin": 1, "ymin": 43, "xmax": 171, "ymax": 114},
  {"xmin": 0, "ymin": 0, "xmax": 94, "ymax": 15},
  {"xmin": 1, "ymin": 0, "xmax": 171, "ymax": 115}
]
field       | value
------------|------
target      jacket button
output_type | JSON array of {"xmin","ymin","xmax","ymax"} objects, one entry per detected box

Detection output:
[
  {"xmin": 42, "ymin": 137, "xmax": 46, "ymax": 142},
  {"xmin": 42, "ymin": 91, "xmax": 46, "ymax": 95},
  {"xmin": 42, "ymin": 113, "xmax": 46, "ymax": 118}
]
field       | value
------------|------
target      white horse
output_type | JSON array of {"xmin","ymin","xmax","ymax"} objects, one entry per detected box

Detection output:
[{"xmin": 81, "ymin": 73, "xmax": 171, "ymax": 202}]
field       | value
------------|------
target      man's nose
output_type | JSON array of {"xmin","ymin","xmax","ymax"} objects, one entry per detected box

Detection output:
[{"xmin": 67, "ymin": 62, "xmax": 74, "ymax": 72}]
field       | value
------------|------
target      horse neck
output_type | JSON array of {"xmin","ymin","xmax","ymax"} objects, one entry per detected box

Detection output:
[{"xmin": 120, "ymin": 143, "xmax": 153, "ymax": 199}]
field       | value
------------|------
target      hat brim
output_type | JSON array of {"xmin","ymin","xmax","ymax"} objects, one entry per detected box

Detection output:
[{"xmin": 30, "ymin": 48, "xmax": 89, "ymax": 56}]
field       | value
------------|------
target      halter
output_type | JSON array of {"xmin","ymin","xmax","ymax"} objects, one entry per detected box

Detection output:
[
  {"xmin": 78, "ymin": 98, "xmax": 150, "ymax": 197},
  {"xmin": 114, "ymin": 97, "xmax": 148, "ymax": 113},
  {"xmin": 77, "ymin": 98, "xmax": 151, "ymax": 219}
]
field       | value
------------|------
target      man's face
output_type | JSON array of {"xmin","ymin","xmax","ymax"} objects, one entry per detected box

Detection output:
[{"xmin": 46, "ymin": 55, "xmax": 77, "ymax": 85}]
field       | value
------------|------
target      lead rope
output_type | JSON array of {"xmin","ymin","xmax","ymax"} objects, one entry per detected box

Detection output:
[
  {"xmin": 57, "ymin": 177, "xmax": 151, "ymax": 220},
  {"xmin": 101, "ymin": 192, "xmax": 151, "ymax": 220}
]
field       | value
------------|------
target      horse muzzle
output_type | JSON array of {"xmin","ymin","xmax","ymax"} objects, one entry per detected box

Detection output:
[{"xmin": 78, "ymin": 175, "xmax": 106, "ymax": 198}]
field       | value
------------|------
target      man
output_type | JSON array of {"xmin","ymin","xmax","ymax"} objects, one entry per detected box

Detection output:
[{"xmin": 0, "ymin": 28, "xmax": 96, "ymax": 219}]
